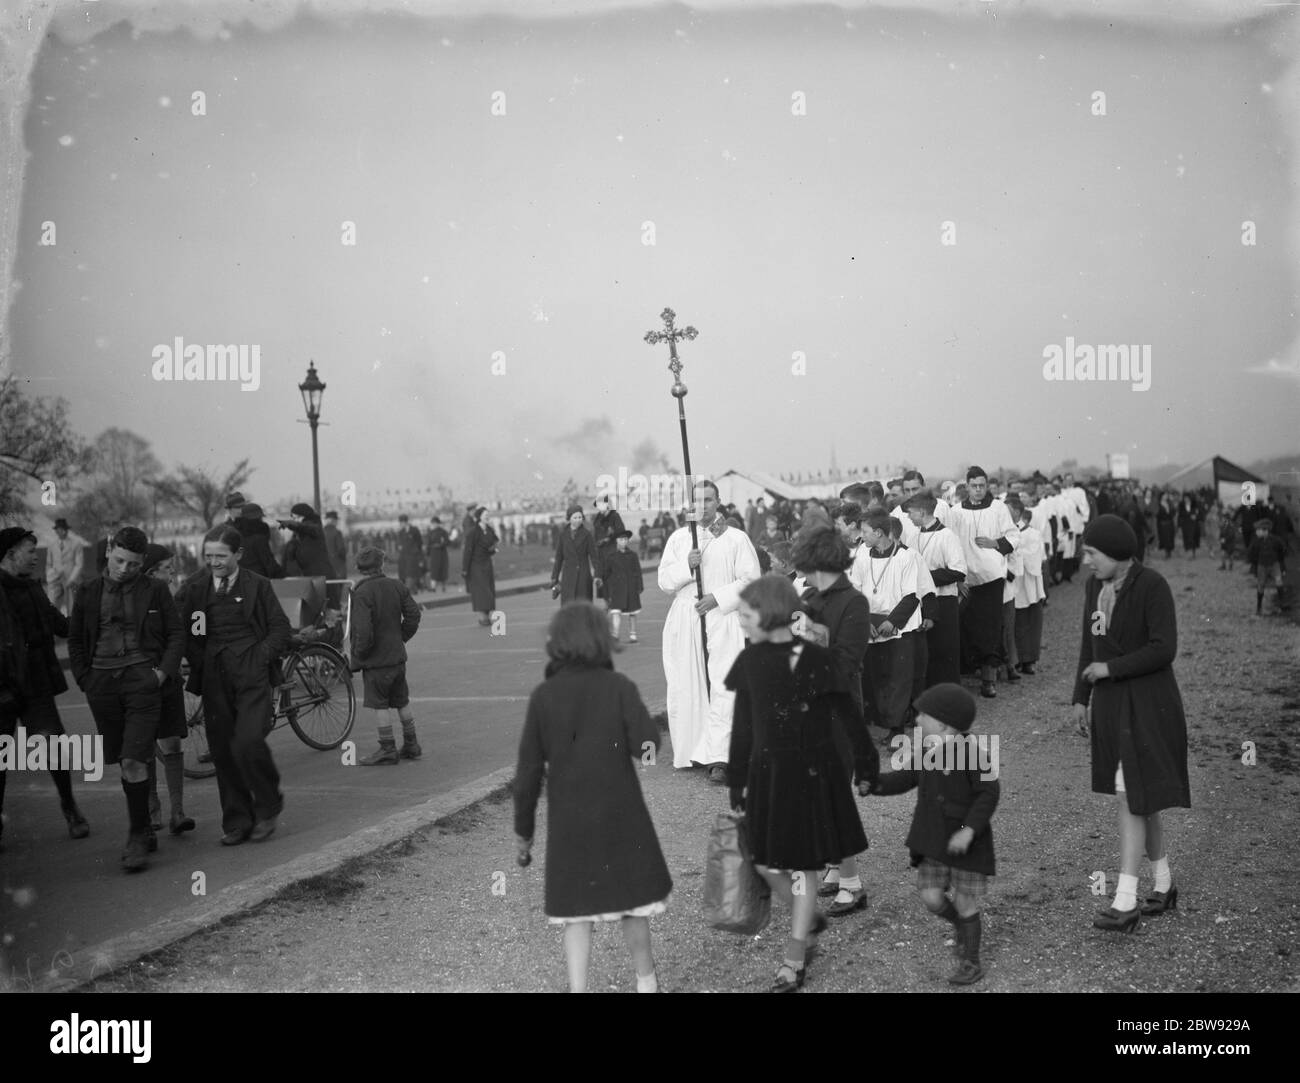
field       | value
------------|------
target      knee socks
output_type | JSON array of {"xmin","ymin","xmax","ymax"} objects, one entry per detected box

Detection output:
[
  {"xmin": 956, "ymin": 911, "xmax": 982, "ymax": 965},
  {"xmin": 49, "ymin": 768, "xmax": 75, "ymax": 810},
  {"xmin": 161, "ymin": 751, "xmax": 185, "ymax": 814},
  {"xmin": 121, "ymin": 778, "xmax": 151, "ymax": 834},
  {"xmin": 376, "ymin": 723, "xmax": 395, "ymax": 750}
]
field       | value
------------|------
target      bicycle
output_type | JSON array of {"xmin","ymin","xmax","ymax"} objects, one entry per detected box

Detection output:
[{"xmin": 182, "ymin": 581, "xmax": 357, "ymax": 778}]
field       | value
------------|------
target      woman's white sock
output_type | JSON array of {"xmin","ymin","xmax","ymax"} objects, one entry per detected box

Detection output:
[
  {"xmin": 1151, "ymin": 857, "xmax": 1171, "ymax": 893},
  {"xmin": 636, "ymin": 971, "xmax": 658, "ymax": 993}
]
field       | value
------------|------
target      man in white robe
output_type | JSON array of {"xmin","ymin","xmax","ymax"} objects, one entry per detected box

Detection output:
[{"xmin": 658, "ymin": 479, "xmax": 760, "ymax": 779}]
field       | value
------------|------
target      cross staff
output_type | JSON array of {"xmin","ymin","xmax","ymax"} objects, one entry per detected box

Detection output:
[{"xmin": 644, "ymin": 307, "xmax": 709, "ymax": 689}]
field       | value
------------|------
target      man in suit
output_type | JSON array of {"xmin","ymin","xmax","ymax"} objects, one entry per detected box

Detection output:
[
  {"xmin": 177, "ymin": 525, "xmax": 292, "ymax": 845},
  {"xmin": 69, "ymin": 526, "xmax": 184, "ymax": 871},
  {"xmin": 45, "ymin": 518, "xmax": 84, "ymax": 618}
]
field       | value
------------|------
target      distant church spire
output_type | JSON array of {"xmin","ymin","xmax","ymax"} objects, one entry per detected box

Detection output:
[{"xmin": 830, "ymin": 439, "xmax": 839, "ymax": 479}]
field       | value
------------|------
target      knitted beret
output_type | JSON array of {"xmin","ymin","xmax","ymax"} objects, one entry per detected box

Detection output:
[
  {"xmin": 1082, "ymin": 514, "xmax": 1138, "ymax": 561},
  {"xmin": 914, "ymin": 683, "xmax": 977, "ymax": 733}
]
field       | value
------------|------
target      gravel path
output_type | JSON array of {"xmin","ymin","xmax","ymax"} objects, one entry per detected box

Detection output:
[{"xmin": 83, "ymin": 558, "xmax": 1300, "ymax": 992}]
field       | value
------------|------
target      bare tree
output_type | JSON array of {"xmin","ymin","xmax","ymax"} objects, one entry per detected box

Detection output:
[
  {"xmin": 149, "ymin": 459, "xmax": 254, "ymax": 529},
  {"xmin": 0, "ymin": 377, "xmax": 85, "ymax": 520},
  {"xmin": 69, "ymin": 428, "xmax": 162, "ymax": 532}
]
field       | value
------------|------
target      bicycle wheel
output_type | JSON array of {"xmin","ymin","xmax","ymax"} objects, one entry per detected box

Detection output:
[
  {"xmin": 182, "ymin": 688, "xmax": 216, "ymax": 779},
  {"xmin": 283, "ymin": 643, "xmax": 356, "ymax": 751}
]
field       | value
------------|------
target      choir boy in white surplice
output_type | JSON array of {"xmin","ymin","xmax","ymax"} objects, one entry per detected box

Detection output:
[
  {"xmin": 849, "ymin": 509, "xmax": 925, "ymax": 737},
  {"xmin": 1012, "ymin": 504, "xmax": 1047, "ymax": 673},
  {"xmin": 947, "ymin": 466, "xmax": 1019, "ymax": 698},
  {"xmin": 1061, "ymin": 473, "xmax": 1091, "ymax": 580},
  {"xmin": 891, "ymin": 469, "xmax": 948, "ymax": 548},
  {"xmin": 904, "ymin": 490, "xmax": 966, "ymax": 687},
  {"xmin": 658, "ymin": 479, "xmax": 761, "ymax": 775}
]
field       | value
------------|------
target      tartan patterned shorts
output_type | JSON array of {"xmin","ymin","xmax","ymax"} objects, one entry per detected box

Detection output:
[{"xmin": 916, "ymin": 857, "xmax": 989, "ymax": 898}]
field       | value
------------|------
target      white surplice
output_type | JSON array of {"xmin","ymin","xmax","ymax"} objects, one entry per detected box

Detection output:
[{"xmin": 658, "ymin": 521, "xmax": 761, "ymax": 768}]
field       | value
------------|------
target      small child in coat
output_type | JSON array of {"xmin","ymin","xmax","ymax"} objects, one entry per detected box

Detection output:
[
  {"xmin": 602, "ymin": 531, "xmax": 644, "ymax": 643},
  {"xmin": 870, "ymin": 683, "xmax": 999, "ymax": 985},
  {"xmin": 1246, "ymin": 518, "xmax": 1287, "ymax": 616},
  {"xmin": 1219, "ymin": 517, "xmax": 1239, "ymax": 571},
  {"xmin": 514, "ymin": 603, "xmax": 671, "ymax": 993},
  {"xmin": 350, "ymin": 546, "xmax": 422, "ymax": 765}
]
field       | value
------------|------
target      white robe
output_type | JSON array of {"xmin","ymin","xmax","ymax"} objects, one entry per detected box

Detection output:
[
  {"xmin": 947, "ymin": 499, "xmax": 1020, "ymax": 586},
  {"xmin": 891, "ymin": 498, "xmax": 947, "ymax": 548},
  {"xmin": 658, "ymin": 522, "xmax": 761, "ymax": 768}
]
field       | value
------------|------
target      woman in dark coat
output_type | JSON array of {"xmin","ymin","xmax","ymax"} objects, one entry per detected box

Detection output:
[
  {"xmin": 280, "ymin": 504, "xmax": 334, "ymax": 578},
  {"xmin": 395, "ymin": 516, "xmax": 425, "ymax": 591},
  {"xmin": 1176, "ymin": 493, "xmax": 1201, "ymax": 558},
  {"xmin": 727, "ymin": 573, "xmax": 876, "ymax": 993},
  {"xmin": 461, "ymin": 506, "xmax": 497, "ymax": 626},
  {"xmin": 236, "ymin": 506, "xmax": 282, "ymax": 579},
  {"xmin": 514, "ymin": 603, "xmax": 671, "ymax": 993},
  {"xmin": 425, "ymin": 518, "xmax": 450, "ymax": 592},
  {"xmin": 590, "ymin": 497, "xmax": 627, "ymax": 588},
  {"xmin": 1072, "ymin": 515, "xmax": 1189, "ymax": 934},
  {"xmin": 1155, "ymin": 493, "xmax": 1177, "ymax": 559},
  {"xmin": 550, "ymin": 505, "xmax": 597, "ymax": 604}
]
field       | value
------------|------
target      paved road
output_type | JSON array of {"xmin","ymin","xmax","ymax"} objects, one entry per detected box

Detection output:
[{"xmin": 0, "ymin": 583, "xmax": 672, "ymax": 979}]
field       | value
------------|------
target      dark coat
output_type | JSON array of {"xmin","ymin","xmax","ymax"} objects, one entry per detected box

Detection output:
[
  {"xmin": 461, "ymin": 522, "xmax": 496, "ymax": 612},
  {"xmin": 350, "ymin": 573, "xmax": 421, "ymax": 668},
  {"xmin": 805, "ymin": 574, "xmax": 873, "ymax": 715},
  {"xmin": 67, "ymin": 574, "xmax": 184, "ymax": 688},
  {"xmin": 602, "ymin": 548, "xmax": 643, "ymax": 612},
  {"xmin": 551, "ymin": 526, "xmax": 597, "ymax": 604},
  {"xmin": 237, "ymin": 519, "xmax": 282, "ymax": 579},
  {"xmin": 591, "ymin": 509, "xmax": 626, "ymax": 576},
  {"xmin": 872, "ymin": 753, "xmax": 1000, "ymax": 874},
  {"xmin": 176, "ymin": 568, "xmax": 293, "ymax": 695},
  {"xmin": 396, "ymin": 525, "xmax": 425, "ymax": 582},
  {"xmin": 0, "ymin": 570, "xmax": 70, "ymax": 702},
  {"xmin": 1072, "ymin": 562, "xmax": 1190, "ymax": 816},
  {"xmin": 1156, "ymin": 503, "xmax": 1176, "ymax": 552},
  {"xmin": 425, "ymin": 526, "xmax": 450, "ymax": 582},
  {"xmin": 323, "ymin": 523, "xmax": 348, "ymax": 578},
  {"xmin": 282, "ymin": 518, "xmax": 334, "ymax": 578},
  {"xmin": 726, "ymin": 640, "xmax": 875, "ymax": 870},
  {"xmin": 513, "ymin": 662, "xmax": 672, "ymax": 917}
]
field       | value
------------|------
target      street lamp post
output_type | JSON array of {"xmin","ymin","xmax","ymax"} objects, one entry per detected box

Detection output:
[{"xmin": 298, "ymin": 361, "xmax": 326, "ymax": 514}]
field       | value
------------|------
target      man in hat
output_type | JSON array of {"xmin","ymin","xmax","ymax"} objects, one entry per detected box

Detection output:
[
  {"xmin": 0, "ymin": 527, "xmax": 91, "ymax": 850},
  {"xmin": 238, "ymin": 504, "xmax": 282, "ymax": 579},
  {"xmin": 426, "ymin": 516, "xmax": 451, "ymax": 592},
  {"xmin": 278, "ymin": 504, "xmax": 334, "ymax": 578},
  {"xmin": 350, "ymin": 546, "xmax": 422, "ymax": 764},
  {"xmin": 68, "ymin": 526, "xmax": 184, "ymax": 870},
  {"xmin": 223, "ymin": 491, "xmax": 247, "ymax": 532},
  {"xmin": 46, "ymin": 517, "xmax": 84, "ymax": 618},
  {"xmin": 323, "ymin": 511, "xmax": 348, "ymax": 581},
  {"xmin": 395, "ymin": 513, "xmax": 425, "ymax": 593}
]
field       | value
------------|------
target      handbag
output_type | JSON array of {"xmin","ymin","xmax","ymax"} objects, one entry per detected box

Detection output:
[{"xmin": 702, "ymin": 811, "xmax": 771, "ymax": 935}]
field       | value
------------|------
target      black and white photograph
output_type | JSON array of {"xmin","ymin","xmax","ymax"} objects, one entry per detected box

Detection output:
[{"xmin": 0, "ymin": 0, "xmax": 1296, "ymax": 1028}]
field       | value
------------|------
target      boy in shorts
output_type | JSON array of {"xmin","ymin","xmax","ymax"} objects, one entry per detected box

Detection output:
[
  {"xmin": 1246, "ymin": 517, "xmax": 1287, "ymax": 616},
  {"xmin": 869, "ymin": 683, "xmax": 999, "ymax": 984},
  {"xmin": 351, "ymin": 546, "xmax": 422, "ymax": 765}
]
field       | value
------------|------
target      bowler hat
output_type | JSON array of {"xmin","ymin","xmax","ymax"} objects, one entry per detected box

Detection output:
[{"xmin": 53, "ymin": 517, "xmax": 70, "ymax": 530}]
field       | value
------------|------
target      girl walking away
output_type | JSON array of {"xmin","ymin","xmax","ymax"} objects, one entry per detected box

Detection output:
[
  {"xmin": 870, "ymin": 683, "xmax": 999, "ymax": 985},
  {"xmin": 461, "ymin": 505, "xmax": 498, "ymax": 626},
  {"xmin": 514, "ymin": 603, "xmax": 671, "ymax": 993},
  {"xmin": 727, "ymin": 574, "xmax": 878, "ymax": 993},
  {"xmin": 1072, "ymin": 515, "xmax": 1190, "ymax": 934}
]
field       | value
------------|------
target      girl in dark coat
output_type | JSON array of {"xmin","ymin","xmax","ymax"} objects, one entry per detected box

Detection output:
[
  {"xmin": 793, "ymin": 525, "xmax": 879, "ymax": 918},
  {"xmin": 727, "ymin": 573, "xmax": 876, "ymax": 993},
  {"xmin": 602, "ymin": 531, "xmax": 643, "ymax": 643},
  {"xmin": 1176, "ymin": 493, "xmax": 1201, "ymax": 557},
  {"xmin": 236, "ymin": 506, "xmax": 282, "ymax": 579},
  {"xmin": 514, "ymin": 603, "xmax": 670, "ymax": 993},
  {"xmin": 461, "ymin": 507, "xmax": 497, "ymax": 626},
  {"xmin": 1073, "ymin": 515, "xmax": 1189, "ymax": 934},
  {"xmin": 550, "ymin": 505, "xmax": 598, "ymax": 604},
  {"xmin": 590, "ymin": 496, "xmax": 627, "ymax": 588}
]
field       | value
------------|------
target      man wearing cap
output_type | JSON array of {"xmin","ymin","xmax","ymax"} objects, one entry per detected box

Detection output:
[
  {"xmin": 237, "ymin": 504, "xmax": 282, "ymax": 579},
  {"xmin": 0, "ymin": 527, "xmax": 91, "ymax": 849},
  {"xmin": 223, "ymin": 491, "xmax": 247, "ymax": 531},
  {"xmin": 425, "ymin": 517, "xmax": 450, "ymax": 592},
  {"xmin": 68, "ymin": 526, "xmax": 184, "ymax": 870},
  {"xmin": 350, "ymin": 546, "xmax": 422, "ymax": 765},
  {"xmin": 396, "ymin": 514, "xmax": 425, "ymax": 593},
  {"xmin": 45, "ymin": 518, "xmax": 84, "ymax": 618}
]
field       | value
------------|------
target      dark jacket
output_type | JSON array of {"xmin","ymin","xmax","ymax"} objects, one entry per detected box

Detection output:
[
  {"xmin": 323, "ymin": 523, "xmax": 348, "ymax": 577},
  {"xmin": 282, "ymin": 518, "xmax": 334, "ymax": 578},
  {"xmin": 67, "ymin": 574, "xmax": 185, "ymax": 688},
  {"xmin": 872, "ymin": 759, "xmax": 1000, "ymax": 875},
  {"xmin": 1072, "ymin": 562, "xmax": 1190, "ymax": 815},
  {"xmin": 514, "ymin": 662, "xmax": 672, "ymax": 917},
  {"xmin": 350, "ymin": 573, "xmax": 421, "ymax": 668},
  {"xmin": 176, "ymin": 568, "xmax": 294, "ymax": 695},
  {"xmin": 462, "ymin": 521, "xmax": 497, "ymax": 612},
  {"xmin": 0, "ymin": 570, "xmax": 70, "ymax": 703},
  {"xmin": 805, "ymin": 574, "xmax": 873, "ymax": 714},
  {"xmin": 396, "ymin": 525, "xmax": 425, "ymax": 582},
  {"xmin": 591, "ymin": 509, "xmax": 626, "ymax": 576},
  {"xmin": 237, "ymin": 518, "xmax": 282, "ymax": 579},
  {"xmin": 551, "ymin": 526, "xmax": 597, "ymax": 603}
]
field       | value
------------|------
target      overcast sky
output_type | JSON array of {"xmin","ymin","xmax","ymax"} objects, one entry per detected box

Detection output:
[{"xmin": 5, "ymin": 0, "xmax": 1299, "ymax": 507}]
